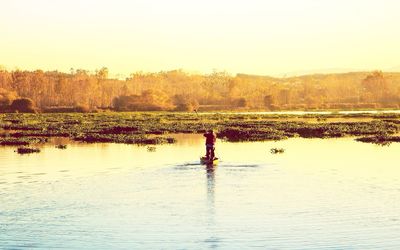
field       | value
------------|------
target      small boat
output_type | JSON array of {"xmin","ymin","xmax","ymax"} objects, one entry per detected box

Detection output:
[{"xmin": 200, "ymin": 156, "xmax": 219, "ymax": 165}]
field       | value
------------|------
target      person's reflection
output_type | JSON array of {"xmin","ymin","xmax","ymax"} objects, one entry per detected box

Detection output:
[
  {"xmin": 206, "ymin": 164, "xmax": 216, "ymax": 211},
  {"xmin": 205, "ymin": 164, "xmax": 219, "ymax": 248}
]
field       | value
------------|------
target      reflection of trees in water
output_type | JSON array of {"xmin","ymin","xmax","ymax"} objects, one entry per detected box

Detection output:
[{"xmin": 173, "ymin": 134, "xmax": 204, "ymax": 146}]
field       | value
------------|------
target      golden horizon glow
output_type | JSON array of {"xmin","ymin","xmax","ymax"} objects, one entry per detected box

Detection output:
[{"xmin": 2, "ymin": 0, "xmax": 400, "ymax": 77}]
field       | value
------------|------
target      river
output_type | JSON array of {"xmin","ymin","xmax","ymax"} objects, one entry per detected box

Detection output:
[{"xmin": 1, "ymin": 134, "xmax": 400, "ymax": 249}]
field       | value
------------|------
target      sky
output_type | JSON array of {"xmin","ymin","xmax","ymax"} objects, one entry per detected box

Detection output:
[{"xmin": 1, "ymin": 0, "xmax": 400, "ymax": 77}]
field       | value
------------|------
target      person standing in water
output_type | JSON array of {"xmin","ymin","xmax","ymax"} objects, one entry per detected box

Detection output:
[{"xmin": 203, "ymin": 129, "xmax": 216, "ymax": 160}]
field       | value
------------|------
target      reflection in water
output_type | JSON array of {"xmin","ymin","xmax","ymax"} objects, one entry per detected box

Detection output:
[
  {"xmin": 205, "ymin": 164, "xmax": 219, "ymax": 248},
  {"xmin": 206, "ymin": 164, "xmax": 216, "ymax": 210}
]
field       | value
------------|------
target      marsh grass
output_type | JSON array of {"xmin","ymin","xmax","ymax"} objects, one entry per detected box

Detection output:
[
  {"xmin": 355, "ymin": 135, "xmax": 400, "ymax": 146},
  {"xmin": 0, "ymin": 137, "xmax": 47, "ymax": 146},
  {"xmin": 0, "ymin": 112, "xmax": 399, "ymax": 146},
  {"xmin": 16, "ymin": 147, "xmax": 40, "ymax": 154},
  {"xmin": 271, "ymin": 148, "xmax": 285, "ymax": 154}
]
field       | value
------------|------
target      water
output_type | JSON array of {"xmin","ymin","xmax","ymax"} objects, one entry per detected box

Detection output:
[
  {"xmin": 201, "ymin": 110, "xmax": 400, "ymax": 115},
  {"xmin": 1, "ymin": 134, "xmax": 400, "ymax": 249}
]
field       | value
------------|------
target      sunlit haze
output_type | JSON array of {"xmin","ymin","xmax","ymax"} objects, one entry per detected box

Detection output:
[{"xmin": 2, "ymin": 0, "xmax": 400, "ymax": 77}]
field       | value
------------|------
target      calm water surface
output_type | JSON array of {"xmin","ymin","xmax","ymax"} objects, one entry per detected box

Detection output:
[
  {"xmin": 1, "ymin": 134, "xmax": 400, "ymax": 249},
  {"xmin": 216, "ymin": 110, "xmax": 400, "ymax": 115}
]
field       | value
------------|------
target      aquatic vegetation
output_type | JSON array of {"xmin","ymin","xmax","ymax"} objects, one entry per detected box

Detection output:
[
  {"xmin": 0, "ymin": 112, "xmax": 399, "ymax": 146},
  {"xmin": 279, "ymin": 121, "xmax": 396, "ymax": 138},
  {"xmin": 6, "ymin": 131, "xmax": 70, "ymax": 138},
  {"xmin": 0, "ymin": 137, "xmax": 47, "ymax": 146},
  {"xmin": 16, "ymin": 147, "xmax": 40, "ymax": 154},
  {"xmin": 147, "ymin": 146, "xmax": 156, "ymax": 152},
  {"xmin": 55, "ymin": 144, "xmax": 67, "ymax": 149},
  {"xmin": 270, "ymin": 148, "xmax": 285, "ymax": 154},
  {"xmin": 100, "ymin": 126, "xmax": 140, "ymax": 134},
  {"xmin": 2, "ymin": 124, "xmax": 44, "ymax": 131},
  {"xmin": 0, "ymin": 138, "xmax": 30, "ymax": 146},
  {"xmin": 218, "ymin": 127, "xmax": 289, "ymax": 142},
  {"xmin": 355, "ymin": 135, "xmax": 400, "ymax": 145},
  {"xmin": 73, "ymin": 133, "xmax": 176, "ymax": 145}
]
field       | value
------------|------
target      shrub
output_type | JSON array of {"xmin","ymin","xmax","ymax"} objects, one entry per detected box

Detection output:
[
  {"xmin": 10, "ymin": 98, "xmax": 36, "ymax": 113},
  {"xmin": 113, "ymin": 90, "xmax": 174, "ymax": 111},
  {"xmin": 234, "ymin": 98, "xmax": 247, "ymax": 108},
  {"xmin": 173, "ymin": 94, "xmax": 199, "ymax": 111},
  {"xmin": 74, "ymin": 105, "xmax": 90, "ymax": 113}
]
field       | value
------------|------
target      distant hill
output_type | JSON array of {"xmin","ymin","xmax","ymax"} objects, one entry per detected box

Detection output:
[{"xmin": 237, "ymin": 71, "xmax": 400, "ymax": 83}]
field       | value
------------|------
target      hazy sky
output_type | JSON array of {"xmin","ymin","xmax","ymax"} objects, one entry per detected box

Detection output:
[{"xmin": 1, "ymin": 0, "xmax": 400, "ymax": 77}]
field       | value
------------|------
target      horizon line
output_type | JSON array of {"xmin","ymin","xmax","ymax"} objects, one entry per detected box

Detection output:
[{"xmin": 0, "ymin": 64, "xmax": 398, "ymax": 79}]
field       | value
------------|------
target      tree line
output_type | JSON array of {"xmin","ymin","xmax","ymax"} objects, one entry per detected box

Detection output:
[{"xmin": 0, "ymin": 67, "xmax": 400, "ymax": 112}]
